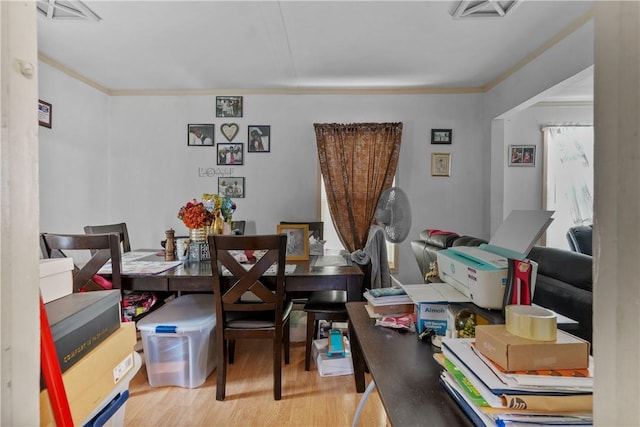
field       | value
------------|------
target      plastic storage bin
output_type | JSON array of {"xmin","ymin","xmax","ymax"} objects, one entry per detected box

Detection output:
[{"xmin": 137, "ymin": 294, "xmax": 217, "ymax": 388}]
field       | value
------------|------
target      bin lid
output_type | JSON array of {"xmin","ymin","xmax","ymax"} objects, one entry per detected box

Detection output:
[{"xmin": 137, "ymin": 294, "xmax": 216, "ymax": 333}]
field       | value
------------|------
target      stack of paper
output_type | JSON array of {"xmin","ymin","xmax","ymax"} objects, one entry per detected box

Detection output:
[
  {"xmin": 438, "ymin": 338, "xmax": 593, "ymax": 426},
  {"xmin": 363, "ymin": 290, "xmax": 414, "ymax": 316}
]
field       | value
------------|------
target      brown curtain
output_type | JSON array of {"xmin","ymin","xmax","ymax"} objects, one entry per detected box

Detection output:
[{"xmin": 314, "ymin": 122, "xmax": 403, "ymax": 252}]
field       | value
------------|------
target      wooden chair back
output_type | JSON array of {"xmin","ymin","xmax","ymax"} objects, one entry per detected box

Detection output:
[
  {"xmin": 40, "ymin": 232, "xmax": 122, "ymax": 292},
  {"xmin": 84, "ymin": 222, "xmax": 131, "ymax": 253},
  {"xmin": 208, "ymin": 233, "xmax": 289, "ymax": 400}
]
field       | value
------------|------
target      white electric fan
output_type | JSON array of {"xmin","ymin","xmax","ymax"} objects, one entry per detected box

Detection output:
[{"xmin": 374, "ymin": 186, "xmax": 412, "ymax": 244}]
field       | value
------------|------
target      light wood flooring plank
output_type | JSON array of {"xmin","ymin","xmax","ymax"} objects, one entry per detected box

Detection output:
[{"xmin": 125, "ymin": 340, "xmax": 389, "ymax": 427}]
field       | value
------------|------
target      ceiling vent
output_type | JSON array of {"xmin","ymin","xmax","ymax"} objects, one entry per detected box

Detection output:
[
  {"xmin": 37, "ymin": 0, "xmax": 101, "ymax": 21},
  {"xmin": 453, "ymin": 1, "xmax": 521, "ymax": 19}
]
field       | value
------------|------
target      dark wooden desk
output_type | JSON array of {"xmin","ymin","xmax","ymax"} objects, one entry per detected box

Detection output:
[
  {"xmin": 118, "ymin": 251, "xmax": 365, "ymax": 302},
  {"xmin": 347, "ymin": 302, "xmax": 473, "ymax": 426}
]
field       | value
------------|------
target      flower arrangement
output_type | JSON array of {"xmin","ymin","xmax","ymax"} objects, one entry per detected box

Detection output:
[
  {"xmin": 202, "ymin": 193, "xmax": 236, "ymax": 222},
  {"xmin": 178, "ymin": 194, "xmax": 237, "ymax": 233},
  {"xmin": 177, "ymin": 199, "xmax": 214, "ymax": 229}
]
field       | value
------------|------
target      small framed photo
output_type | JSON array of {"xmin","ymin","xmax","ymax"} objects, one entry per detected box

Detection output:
[
  {"xmin": 248, "ymin": 125, "xmax": 270, "ymax": 152},
  {"xmin": 431, "ymin": 153, "xmax": 451, "ymax": 177},
  {"xmin": 431, "ymin": 129, "xmax": 452, "ymax": 144},
  {"xmin": 509, "ymin": 145, "xmax": 536, "ymax": 167},
  {"xmin": 218, "ymin": 177, "xmax": 245, "ymax": 198},
  {"xmin": 38, "ymin": 100, "xmax": 52, "ymax": 128},
  {"xmin": 277, "ymin": 223, "xmax": 310, "ymax": 261},
  {"xmin": 188, "ymin": 124, "xmax": 214, "ymax": 146},
  {"xmin": 217, "ymin": 143, "xmax": 244, "ymax": 165},
  {"xmin": 216, "ymin": 96, "xmax": 243, "ymax": 118}
]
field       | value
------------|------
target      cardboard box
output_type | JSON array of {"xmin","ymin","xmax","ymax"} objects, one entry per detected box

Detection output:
[
  {"xmin": 475, "ymin": 324, "xmax": 590, "ymax": 371},
  {"xmin": 39, "ymin": 258, "xmax": 74, "ymax": 303},
  {"xmin": 312, "ymin": 337, "xmax": 353, "ymax": 377},
  {"xmin": 40, "ymin": 322, "xmax": 137, "ymax": 426},
  {"xmin": 44, "ymin": 289, "xmax": 122, "ymax": 377}
]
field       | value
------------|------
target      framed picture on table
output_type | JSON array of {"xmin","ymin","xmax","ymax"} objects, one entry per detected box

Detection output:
[{"xmin": 277, "ymin": 224, "xmax": 310, "ymax": 261}]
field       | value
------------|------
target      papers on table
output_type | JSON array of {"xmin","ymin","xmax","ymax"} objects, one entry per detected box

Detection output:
[
  {"xmin": 401, "ymin": 282, "xmax": 471, "ymax": 303},
  {"xmin": 442, "ymin": 338, "xmax": 593, "ymax": 395},
  {"xmin": 313, "ymin": 255, "xmax": 349, "ymax": 267},
  {"xmin": 440, "ymin": 338, "xmax": 593, "ymax": 426}
]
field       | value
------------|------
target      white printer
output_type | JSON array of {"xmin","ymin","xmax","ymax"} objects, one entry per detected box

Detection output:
[{"xmin": 436, "ymin": 210, "xmax": 554, "ymax": 310}]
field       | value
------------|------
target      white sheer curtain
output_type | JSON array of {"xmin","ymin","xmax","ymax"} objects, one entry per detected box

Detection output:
[{"xmin": 542, "ymin": 125, "xmax": 594, "ymax": 249}]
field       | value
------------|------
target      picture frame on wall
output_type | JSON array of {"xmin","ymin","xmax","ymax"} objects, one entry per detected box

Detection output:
[
  {"xmin": 248, "ymin": 125, "xmax": 270, "ymax": 152},
  {"xmin": 218, "ymin": 177, "xmax": 245, "ymax": 198},
  {"xmin": 431, "ymin": 152, "xmax": 451, "ymax": 177},
  {"xmin": 187, "ymin": 124, "xmax": 214, "ymax": 146},
  {"xmin": 431, "ymin": 129, "xmax": 452, "ymax": 144},
  {"xmin": 217, "ymin": 143, "xmax": 244, "ymax": 165},
  {"xmin": 508, "ymin": 145, "xmax": 536, "ymax": 166},
  {"xmin": 38, "ymin": 100, "xmax": 52, "ymax": 128},
  {"xmin": 216, "ymin": 96, "xmax": 243, "ymax": 118},
  {"xmin": 277, "ymin": 223, "xmax": 310, "ymax": 261}
]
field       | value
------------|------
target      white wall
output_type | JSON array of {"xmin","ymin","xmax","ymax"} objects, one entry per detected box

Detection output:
[
  {"xmin": 502, "ymin": 104, "xmax": 593, "ymax": 235},
  {"xmin": 484, "ymin": 18, "xmax": 594, "ymax": 236},
  {"xmin": 38, "ymin": 62, "xmax": 109, "ymax": 234},
  {"xmin": 37, "ymin": 14, "xmax": 594, "ymax": 286},
  {"xmin": 39, "ymin": 65, "xmax": 486, "ymax": 284}
]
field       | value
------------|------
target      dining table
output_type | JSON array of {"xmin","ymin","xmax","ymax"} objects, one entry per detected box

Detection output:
[{"xmin": 111, "ymin": 249, "xmax": 366, "ymax": 302}]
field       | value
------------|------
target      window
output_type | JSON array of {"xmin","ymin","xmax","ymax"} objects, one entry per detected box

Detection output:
[
  {"xmin": 320, "ymin": 178, "xmax": 396, "ymax": 270},
  {"xmin": 542, "ymin": 125, "xmax": 594, "ymax": 249}
]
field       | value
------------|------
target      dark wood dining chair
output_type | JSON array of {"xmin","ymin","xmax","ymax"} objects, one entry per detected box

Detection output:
[
  {"xmin": 83, "ymin": 222, "xmax": 131, "ymax": 253},
  {"xmin": 208, "ymin": 234, "xmax": 291, "ymax": 401},
  {"xmin": 39, "ymin": 232, "xmax": 122, "ymax": 293},
  {"xmin": 279, "ymin": 221, "xmax": 350, "ymax": 370}
]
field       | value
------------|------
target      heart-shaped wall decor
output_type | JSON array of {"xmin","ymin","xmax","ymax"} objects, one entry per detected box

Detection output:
[{"xmin": 221, "ymin": 123, "xmax": 239, "ymax": 142}]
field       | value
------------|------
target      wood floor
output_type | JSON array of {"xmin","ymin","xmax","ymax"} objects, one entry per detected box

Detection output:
[{"xmin": 125, "ymin": 339, "xmax": 389, "ymax": 427}]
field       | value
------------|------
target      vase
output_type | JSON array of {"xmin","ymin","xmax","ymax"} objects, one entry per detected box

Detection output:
[{"xmin": 189, "ymin": 227, "xmax": 207, "ymax": 242}]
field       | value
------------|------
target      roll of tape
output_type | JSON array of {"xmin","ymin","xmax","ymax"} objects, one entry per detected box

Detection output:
[{"xmin": 505, "ymin": 305, "xmax": 557, "ymax": 341}]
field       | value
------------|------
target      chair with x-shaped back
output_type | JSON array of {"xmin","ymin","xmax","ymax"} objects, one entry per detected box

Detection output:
[
  {"xmin": 84, "ymin": 222, "xmax": 131, "ymax": 253},
  {"xmin": 208, "ymin": 234, "xmax": 291, "ymax": 401},
  {"xmin": 40, "ymin": 232, "xmax": 122, "ymax": 293}
]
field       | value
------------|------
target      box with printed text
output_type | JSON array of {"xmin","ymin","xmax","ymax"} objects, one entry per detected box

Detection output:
[{"xmin": 416, "ymin": 302, "xmax": 450, "ymax": 336}]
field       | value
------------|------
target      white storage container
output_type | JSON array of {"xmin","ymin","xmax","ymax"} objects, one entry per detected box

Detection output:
[
  {"xmin": 137, "ymin": 294, "xmax": 216, "ymax": 388},
  {"xmin": 39, "ymin": 257, "xmax": 74, "ymax": 303}
]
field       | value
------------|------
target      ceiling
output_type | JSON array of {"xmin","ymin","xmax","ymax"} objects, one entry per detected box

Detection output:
[{"xmin": 37, "ymin": 0, "xmax": 594, "ymax": 99}]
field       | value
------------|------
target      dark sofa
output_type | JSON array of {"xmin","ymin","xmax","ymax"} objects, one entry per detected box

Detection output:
[{"xmin": 411, "ymin": 230, "xmax": 593, "ymax": 344}]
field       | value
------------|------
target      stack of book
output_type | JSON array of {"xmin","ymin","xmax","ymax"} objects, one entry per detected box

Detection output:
[
  {"xmin": 363, "ymin": 288, "xmax": 414, "ymax": 317},
  {"xmin": 437, "ymin": 338, "xmax": 593, "ymax": 426}
]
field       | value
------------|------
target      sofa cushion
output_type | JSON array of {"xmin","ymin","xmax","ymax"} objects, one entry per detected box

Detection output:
[
  {"xmin": 418, "ymin": 229, "xmax": 459, "ymax": 248},
  {"xmin": 528, "ymin": 246, "xmax": 592, "ymax": 292}
]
